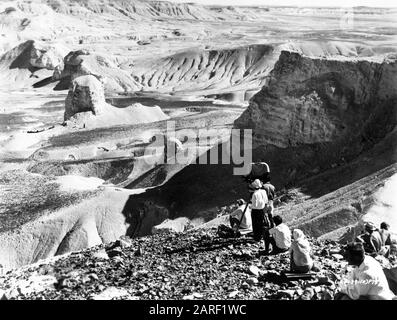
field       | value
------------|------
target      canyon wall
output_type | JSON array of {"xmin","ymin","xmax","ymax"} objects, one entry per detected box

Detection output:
[{"xmin": 235, "ymin": 51, "xmax": 397, "ymax": 150}]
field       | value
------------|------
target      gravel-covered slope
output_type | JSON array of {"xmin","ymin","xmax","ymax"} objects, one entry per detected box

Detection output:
[{"xmin": 2, "ymin": 228, "xmax": 396, "ymax": 300}]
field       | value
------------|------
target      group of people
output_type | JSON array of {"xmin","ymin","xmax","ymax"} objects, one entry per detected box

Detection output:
[
  {"xmin": 356, "ymin": 221, "xmax": 394, "ymax": 257},
  {"xmin": 230, "ymin": 175, "xmax": 316, "ymax": 274},
  {"xmin": 228, "ymin": 162, "xmax": 397, "ymax": 300}
]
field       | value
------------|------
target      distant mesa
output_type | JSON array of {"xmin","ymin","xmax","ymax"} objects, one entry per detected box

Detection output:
[{"xmin": 64, "ymin": 75, "xmax": 169, "ymax": 128}]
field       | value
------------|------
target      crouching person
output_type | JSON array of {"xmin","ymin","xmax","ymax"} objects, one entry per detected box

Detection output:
[
  {"xmin": 289, "ymin": 229, "xmax": 314, "ymax": 273},
  {"xmin": 269, "ymin": 215, "xmax": 291, "ymax": 254},
  {"xmin": 229, "ymin": 199, "xmax": 252, "ymax": 235},
  {"xmin": 335, "ymin": 242, "xmax": 395, "ymax": 300}
]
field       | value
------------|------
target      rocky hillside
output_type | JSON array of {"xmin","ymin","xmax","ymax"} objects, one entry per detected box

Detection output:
[
  {"xmin": 1, "ymin": 228, "xmax": 396, "ymax": 300},
  {"xmin": 1, "ymin": 0, "xmax": 397, "ymax": 278}
]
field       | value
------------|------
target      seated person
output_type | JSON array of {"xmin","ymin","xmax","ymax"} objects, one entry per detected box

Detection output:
[
  {"xmin": 289, "ymin": 229, "xmax": 314, "ymax": 273},
  {"xmin": 335, "ymin": 242, "xmax": 395, "ymax": 300},
  {"xmin": 356, "ymin": 222, "xmax": 382, "ymax": 255},
  {"xmin": 269, "ymin": 215, "xmax": 291, "ymax": 254},
  {"xmin": 378, "ymin": 222, "xmax": 393, "ymax": 257},
  {"xmin": 380, "ymin": 222, "xmax": 392, "ymax": 246},
  {"xmin": 229, "ymin": 199, "xmax": 252, "ymax": 235}
]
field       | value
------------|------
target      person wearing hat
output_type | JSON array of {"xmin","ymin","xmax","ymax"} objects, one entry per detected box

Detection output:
[
  {"xmin": 249, "ymin": 179, "xmax": 273, "ymax": 252},
  {"xmin": 356, "ymin": 222, "xmax": 382, "ymax": 256},
  {"xmin": 229, "ymin": 199, "xmax": 252, "ymax": 235}
]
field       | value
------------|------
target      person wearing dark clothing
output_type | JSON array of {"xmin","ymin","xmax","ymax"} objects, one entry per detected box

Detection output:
[
  {"xmin": 250, "ymin": 179, "xmax": 273, "ymax": 253},
  {"xmin": 356, "ymin": 222, "xmax": 382, "ymax": 255},
  {"xmin": 250, "ymin": 179, "xmax": 268, "ymax": 240},
  {"xmin": 378, "ymin": 222, "xmax": 393, "ymax": 257},
  {"xmin": 380, "ymin": 222, "xmax": 392, "ymax": 246}
]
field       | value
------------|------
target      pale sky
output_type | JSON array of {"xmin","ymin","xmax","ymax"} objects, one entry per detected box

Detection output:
[{"xmin": 159, "ymin": 0, "xmax": 397, "ymax": 7}]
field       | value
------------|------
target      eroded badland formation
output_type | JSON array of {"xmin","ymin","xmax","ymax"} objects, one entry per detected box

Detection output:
[{"xmin": 0, "ymin": 0, "xmax": 397, "ymax": 297}]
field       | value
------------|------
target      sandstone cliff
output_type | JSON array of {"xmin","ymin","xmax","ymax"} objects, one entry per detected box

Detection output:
[{"xmin": 235, "ymin": 51, "xmax": 397, "ymax": 151}]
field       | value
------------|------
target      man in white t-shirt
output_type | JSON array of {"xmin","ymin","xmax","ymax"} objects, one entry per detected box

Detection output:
[
  {"xmin": 335, "ymin": 242, "xmax": 395, "ymax": 300},
  {"xmin": 269, "ymin": 215, "xmax": 291, "ymax": 254}
]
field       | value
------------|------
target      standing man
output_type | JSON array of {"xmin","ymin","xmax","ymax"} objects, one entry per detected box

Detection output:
[
  {"xmin": 262, "ymin": 175, "xmax": 276, "ymax": 225},
  {"xmin": 250, "ymin": 179, "xmax": 273, "ymax": 253}
]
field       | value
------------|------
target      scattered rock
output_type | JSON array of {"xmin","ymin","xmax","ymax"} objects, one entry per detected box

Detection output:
[
  {"xmin": 91, "ymin": 250, "xmax": 109, "ymax": 260},
  {"xmin": 300, "ymin": 288, "xmax": 314, "ymax": 300},
  {"xmin": 278, "ymin": 290, "xmax": 294, "ymax": 299},
  {"xmin": 115, "ymin": 238, "xmax": 133, "ymax": 249},
  {"xmin": 331, "ymin": 254, "xmax": 344, "ymax": 261},
  {"xmin": 246, "ymin": 277, "xmax": 259, "ymax": 285},
  {"xmin": 0, "ymin": 229, "xmax": 380, "ymax": 300},
  {"xmin": 320, "ymin": 248, "xmax": 330, "ymax": 256},
  {"xmin": 228, "ymin": 290, "xmax": 239, "ymax": 298},
  {"xmin": 7, "ymin": 275, "xmax": 58, "ymax": 297},
  {"xmin": 107, "ymin": 247, "xmax": 123, "ymax": 258},
  {"xmin": 192, "ymin": 292, "xmax": 203, "ymax": 298},
  {"xmin": 137, "ymin": 40, "xmax": 150, "ymax": 45},
  {"xmin": 240, "ymin": 282, "xmax": 250, "ymax": 290},
  {"xmin": 248, "ymin": 265, "xmax": 260, "ymax": 276},
  {"xmin": 134, "ymin": 247, "xmax": 143, "ymax": 256},
  {"xmin": 90, "ymin": 287, "xmax": 130, "ymax": 300}
]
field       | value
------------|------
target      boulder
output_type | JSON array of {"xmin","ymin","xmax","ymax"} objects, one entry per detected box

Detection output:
[
  {"xmin": 248, "ymin": 265, "xmax": 260, "ymax": 277},
  {"xmin": 63, "ymin": 76, "xmax": 169, "ymax": 128},
  {"xmin": 90, "ymin": 287, "xmax": 130, "ymax": 300},
  {"xmin": 152, "ymin": 217, "xmax": 191, "ymax": 234},
  {"xmin": 64, "ymin": 75, "xmax": 106, "ymax": 121}
]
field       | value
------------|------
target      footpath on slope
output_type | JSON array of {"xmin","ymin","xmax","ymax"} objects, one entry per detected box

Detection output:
[{"xmin": 1, "ymin": 228, "xmax": 396, "ymax": 300}]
